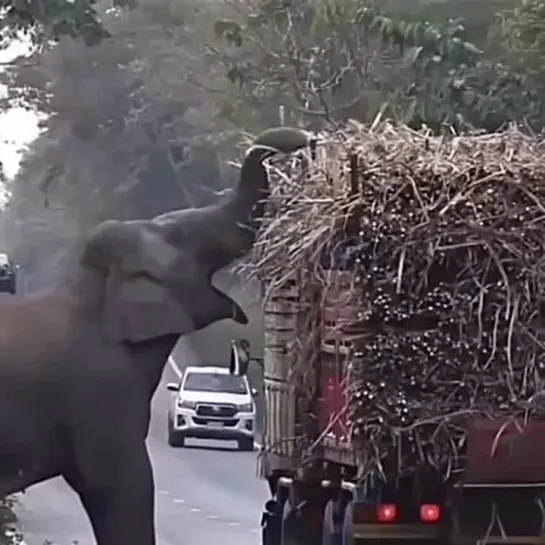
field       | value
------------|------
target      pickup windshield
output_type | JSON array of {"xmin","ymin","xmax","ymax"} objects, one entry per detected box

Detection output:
[{"xmin": 183, "ymin": 372, "xmax": 248, "ymax": 395}]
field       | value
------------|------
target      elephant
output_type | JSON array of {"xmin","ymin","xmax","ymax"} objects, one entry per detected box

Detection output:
[{"xmin": 0, "ymin": 126, "xmax": 310, "ymax": 545}]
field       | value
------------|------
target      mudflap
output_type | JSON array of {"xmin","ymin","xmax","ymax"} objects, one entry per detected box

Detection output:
[
  {"xmin": 465, "ymin": 418, "xmax": 545, "ymax": 484},
  {"xmin": 455, "ymin": 418, "xmax": 545, "ymax": 543},
  {"xmin": 451, "ymin": 487, "xmax": 545, "ymax": 543}
]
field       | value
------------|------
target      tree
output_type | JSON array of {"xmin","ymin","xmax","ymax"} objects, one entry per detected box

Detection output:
[
  {"xmin": 179, "ymin": 0, "xmax": 545, "ymax": 133},
  {"xmin": 368, "ymin": 0, "xmax": 515, "ymax": 46},
  {"xmin": 188, "ymin": 0, "xmax": 484, "ymax": 132},
  {"xmin": 470, "ymin": 0, "xmax": 545, "ymax": 131},
  {"xmin": 0, "ymin": 0, "xmax": 136, "ymax": 47},
  {"xmin": 1, "ymin": 0, "xmax": 519, "ymax": 292},
  {"xmin": 0, "ymin": 5, "xmax": 244, "ymax": 290}
]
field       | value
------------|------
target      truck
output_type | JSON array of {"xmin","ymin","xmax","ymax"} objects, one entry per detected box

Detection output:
[
  {"xmin": 230, "ymin": 124, "xmax": 545, "ymax": 545},
  {"xmin": 231, "ymin": 273, "xmax": 545, "ymax": 545}
]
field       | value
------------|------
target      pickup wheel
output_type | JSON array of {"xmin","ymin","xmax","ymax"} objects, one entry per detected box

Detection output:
[
  {"xmin": 167, "ymin": 417, "xmax": 185, "ymax": 448},
  {"xmin": 238, "ymin": 437, "xmax": 255, "ymax": 451}
]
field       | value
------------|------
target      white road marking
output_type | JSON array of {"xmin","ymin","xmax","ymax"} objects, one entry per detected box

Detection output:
[
  {"xmin": 173, "ymin": 498, "xmax": 185, "ymax": 504},
  {"xmin": 190, "ymin": 507, "xmax": 200, "ymax": 513},
  {"xmin": 166, "ymin": 354, "xmax": 263, "ymax": 449},
  {"xmin": 227, "ymin": 522, "xmax": 240, "ymax": 527},
  {"xmin": 207, "ymin": 515, "xmax": 219, "ymax": 520}
]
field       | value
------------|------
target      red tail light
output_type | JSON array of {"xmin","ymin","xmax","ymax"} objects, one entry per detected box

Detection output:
[
  {"xmin": 420, "ymin": 504, "xmax": 441, "ymax": 523},
  {"xmin": 377, "ymin": 504, "xmax": 397, "ymax": 523}
]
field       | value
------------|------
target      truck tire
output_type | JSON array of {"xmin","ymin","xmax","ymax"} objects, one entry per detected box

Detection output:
[
  {"xmin": 167, "ymin": 417, "xmax": 185, "ymax": 447},
  {"xmin": 261, "ymin": 492, "xmax": 303, "ymax": 545},
  {"xmin": 341, "ymin": 502, "xmax": 354, "ymax": 545},
  {"xmin": 280, "ymin": 494, "xmax": 303, "ymax": 545},
  {"xmin": 322, "ymin": 499, "xmax": 343, "ymax": 545}
]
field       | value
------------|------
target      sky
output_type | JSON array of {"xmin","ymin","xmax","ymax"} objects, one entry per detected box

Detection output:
[{"xmin": 0, "ymin": 38, "xmax": 45, "ymax": 195}]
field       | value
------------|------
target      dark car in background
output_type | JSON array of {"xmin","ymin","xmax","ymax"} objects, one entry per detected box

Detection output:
[{"xmin": 0, "ymin": 253, "xmax": 17, "ymax": 294}]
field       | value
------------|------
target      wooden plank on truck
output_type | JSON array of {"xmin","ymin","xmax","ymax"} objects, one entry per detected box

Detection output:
[
  {"xmin": 263, "ymin": 274, "xmax": 301, "ymax": 463},
  {"xmin": 268, "ymin": 275, "xmax": 300, "ymax": 300},
  {"xmin": 319, "ymin": 269, "xmax": 361, "ymax": 467},
  {"xmin": 263, "ymin": 347, "xmax": 292, "ymax": 382},
  {"xmin": 264, "ymin": 376, "xmax": 296, "ymax": 458},
  {"xmin": 319, "ymin": 350, "xmax": 355, "ymax": 466},
  {"xmin": 264, "ymin": 312, "xmax": 297, "ymax": 331},
  {"xmin": 321, "ymin": 269, "xmax": 363, "ymax": 357},
  {"xmin": 264, "ymin": 290, "xmax": 298, "ymax": 380}
]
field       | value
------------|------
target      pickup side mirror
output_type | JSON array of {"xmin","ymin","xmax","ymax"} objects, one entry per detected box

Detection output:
[
  {"xmin": 166, "ymin": 382, "xmax": 179, "ymax": 392},
  {"xmin": 251, "ymin": 388, "xmax": 258, "ymax": 397},
  {"xmin": 229, "ymin": 339, "xmax": 250, "ymax": 376}
]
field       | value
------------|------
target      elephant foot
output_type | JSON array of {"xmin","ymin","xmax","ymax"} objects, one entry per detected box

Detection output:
[{"xmin": 66, "ymin": 445, "xmax": 156, "ymax": 545}]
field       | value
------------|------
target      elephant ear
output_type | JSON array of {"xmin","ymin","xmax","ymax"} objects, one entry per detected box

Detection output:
[
  {"xmin": 101, "ymin": 270, "xmax": 192, "ymax": 343},
  {"xmin": 102, "ymin": 268, "xmax": 249, "ymax": 344},
  {"xmin": 87, "ymin": 221, "xmax": 249, "ymax": 343}
]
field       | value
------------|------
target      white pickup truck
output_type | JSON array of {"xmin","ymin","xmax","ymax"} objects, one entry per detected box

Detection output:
[{"xmin": 166, "ymin": 365, "xmax": 257, "ymax": 451}]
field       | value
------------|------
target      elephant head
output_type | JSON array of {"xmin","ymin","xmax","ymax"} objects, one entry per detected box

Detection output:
[{"xmin": 77, "ymin": 127, "xmax": 310, "ymax": 343}]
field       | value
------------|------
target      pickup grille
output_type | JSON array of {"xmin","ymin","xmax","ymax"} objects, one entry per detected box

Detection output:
[
  {"xmin": 196, "ymin": 403, "xmax": 237, "ymax": 418},
  {"xmin": 194, "ymin": 418, "xmax": 238, "ymax": 427}
]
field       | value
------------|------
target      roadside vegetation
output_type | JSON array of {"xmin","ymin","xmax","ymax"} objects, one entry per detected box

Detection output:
[
  {"xmin": 3, "ymin": 0, "xmax": 545, "ymax": 288},
  {"xmin": 2, "ymin": 0, "xmax": 545, "ymax": 536},
  {"xmin": 0, "ymin": 497, "xmax": 21, "ymax": 544}
]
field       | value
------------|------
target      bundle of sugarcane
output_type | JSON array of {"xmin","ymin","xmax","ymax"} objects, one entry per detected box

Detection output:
[
  {"xmin": 255, "ymin": 121, "xmax": 545, "ymax": 479},
  {"xmin": 343, "ymin": 126, "xmax": 545, "ymax": 480}
]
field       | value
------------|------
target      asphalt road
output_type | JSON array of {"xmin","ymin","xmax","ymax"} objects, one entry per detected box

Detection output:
[{"xmin": 11, "ymin": 342, "xmax": 268, "ymax": 545}]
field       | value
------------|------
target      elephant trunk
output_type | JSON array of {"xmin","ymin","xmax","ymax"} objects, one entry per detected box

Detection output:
[
  {"xmin": 221, "ymin": 127, "xmax": 310, "ymax": 256},
  {"xmin": 225, "ymin": 145, "xmax": 275, "ymax": 233},
  {"xmin": 147, "ymin": 127, "xmax": 310, "ymax": 277}
]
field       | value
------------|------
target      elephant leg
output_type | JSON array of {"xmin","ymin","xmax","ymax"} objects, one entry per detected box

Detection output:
[{"xmin": 65, "ymin": 443, "xmax": 155, "ymax": 545}]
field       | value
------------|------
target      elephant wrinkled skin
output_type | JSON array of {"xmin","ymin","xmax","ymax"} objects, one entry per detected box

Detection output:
[{"xmin": 0, "ymin": 127, "xmax": 309, "ymax": 545}]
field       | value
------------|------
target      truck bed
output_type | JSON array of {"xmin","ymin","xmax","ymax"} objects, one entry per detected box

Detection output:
[
  {"xmin": 262, "ymin": 269, "xmax": 545, "ymax": 484},
  {"xmin": 262, "ymin": 270, "xmax": 359, "ymax": 470}
]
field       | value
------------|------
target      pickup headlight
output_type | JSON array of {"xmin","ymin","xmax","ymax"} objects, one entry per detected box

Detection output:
[
  {"xmin": 237, "ymin": 402, "xmax": 254, "ymax": 413},
  {"xmin": 177, "ymin": 399, "xmax": 197, "ymax": 409}
]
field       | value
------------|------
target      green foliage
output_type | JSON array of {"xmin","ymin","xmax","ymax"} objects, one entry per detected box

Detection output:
[
  {"xmin": 464, "ymin": 0, "xmax": 545, "ymax": 131},
  {"xmin": 0, "ymin": 0, "xmax": 136, "ymax": 46},
  {"xmin": 369, "ymin": 0, "xmax": 516, "ymax": 45},
  {"xmin": 198, "ymin": 0, "xmax": 545, "ymax": 133},
  {"xmin": 206, "ymin": 0, "xmax": 485, "ymax": 131},
  {"xmin": 507, "ymin": 0, "xmax": 545, "ymax": 49},
  {"xmin": 0, "ymin": 496, "xmax": 19, "ymax": 545},
  {"xmin": 0, "ymin": 6, "xmax": 236, "ymax": 289}
]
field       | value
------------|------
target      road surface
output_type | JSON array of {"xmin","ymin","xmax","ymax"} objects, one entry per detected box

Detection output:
[{"xmin": 12, "ymin": 343, "xmax": 268, "ymax": 545}]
